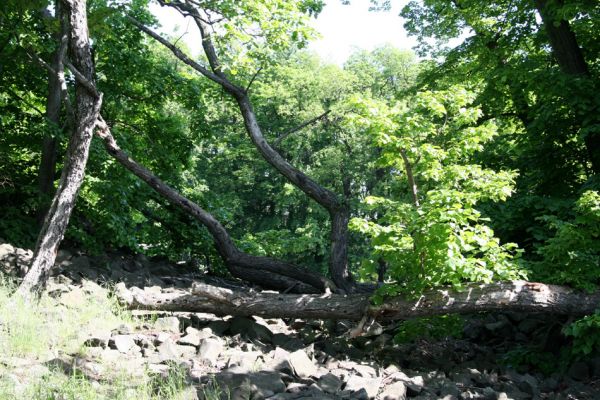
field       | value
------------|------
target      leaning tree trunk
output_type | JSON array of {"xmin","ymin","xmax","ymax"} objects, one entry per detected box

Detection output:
[
  {"xmin": 131, "ymin": 6, "xmax": 356, "ymax": 292},
  {"xmin": 17, "ymin": 0, "xmax": 101, "ymax": 298},
  {"xmin": 118, "ymin": 280, "xmax": 600, "ymax": 321},
  {"xmin": 93, "ymin": 121, "xmax": 333, "ymax": 294}
]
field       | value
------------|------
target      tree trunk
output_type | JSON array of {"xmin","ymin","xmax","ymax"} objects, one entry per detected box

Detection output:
[
  {"xmin": 118, "ymin": 280, "xmax": 600, "ymax": 321},
  {"xmin": 17, "ymin": 0, "xmax": 101, "ymax": 298},
  {"xmin": 37, "ymin": 0, "xmax": 68, "ymax": 225},
  {"xmin": 534, "ymin": 0, "xmax": 599, "ymax": 174},
  {"xmin": 132, "ymin": 8, "xmax": 355, "ymax": 291},
  {"xmin": 534, "ymin": 0, "xmax": 589, "ymax": 76},
  {"xmin": 94, "ymin": 123, "xmax": 333, "ymax": 294}
]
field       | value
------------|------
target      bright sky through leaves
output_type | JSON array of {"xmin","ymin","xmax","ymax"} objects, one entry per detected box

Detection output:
[{"xmin": 151, "ymin": 0, "xmax": 416, "ymax": 65}]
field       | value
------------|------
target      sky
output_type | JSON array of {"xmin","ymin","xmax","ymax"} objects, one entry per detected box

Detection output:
[{"xmin": 150, "ymin": 0, "xmax": 416, "ymax": 66}]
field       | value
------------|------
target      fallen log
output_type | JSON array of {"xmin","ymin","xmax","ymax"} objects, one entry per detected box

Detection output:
[{"xmin": 117, "ymin": 280, "xmax": 600, "ymax": 321}]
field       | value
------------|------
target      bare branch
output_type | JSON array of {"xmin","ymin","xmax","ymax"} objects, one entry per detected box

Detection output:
[
  {"xmin": 274, "ymin": 110, "xmax": 331, "ymax": 147},
  {"xmin": 127, "ymin": 17, "xmax": 241, "ymax": 94}
]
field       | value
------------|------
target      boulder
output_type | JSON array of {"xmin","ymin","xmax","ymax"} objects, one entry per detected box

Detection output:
[
  {"xmin": 288, "ymin": 349, "xmax": 317, "ymax": 378},
  {"xmin": 379, "ymin": 381, "xmax": 407, "ymax": 400},
  {"xmin": 154, "ymin": 316, "xmax": 181, "ymax": 333},
  {"xmin": 198, "ymin": 338, "xmax": 224, "ymax": 366}
]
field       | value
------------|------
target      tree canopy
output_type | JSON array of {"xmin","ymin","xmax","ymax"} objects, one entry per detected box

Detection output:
[{"xmin": 0, "ymin": 0, "xmax": 598, "ymax": 309}]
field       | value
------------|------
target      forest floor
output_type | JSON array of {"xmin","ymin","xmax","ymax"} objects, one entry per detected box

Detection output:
[{"xmin": 0, "ymin": 241, "xmax": 599, "ymax": 400}]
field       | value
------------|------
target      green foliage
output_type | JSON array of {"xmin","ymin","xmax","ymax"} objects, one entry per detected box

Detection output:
[
  {"xmin": 348, "ymin": 87, "xmax": 525, "ymax": 296},
  {"xmin": 564, "ymin": 311, "xmax": 600, "ymax": 357},
  {"xmin": 531, "ymin": 191, "xmax": 600, "ymax": 291},
  {"xmin": 393, "ymin": 314, "xmax": 463, "ymax": 344},
  {"xmin": 502, "ymin": 346, "xmax": 561, "ymax": 375}
]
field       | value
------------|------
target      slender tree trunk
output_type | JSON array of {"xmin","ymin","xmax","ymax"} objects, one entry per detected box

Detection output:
[
  {"xmin": 131, "ymin": 8, "xmax": 355, "ymax": 291},
  {"xmin": 17, "ymin": 0, "xmax": 101, "ymax": 298},
  {"xmin": 119, "ymin": 280, "xmax": 600, "ymax": 321},
  {"xmin": 94, "ymin": 122, "xmax": 333, "ymax": 293},
  {"xmin": 37, "ymin": 0, "xmax": 68, "ymax": 225}
]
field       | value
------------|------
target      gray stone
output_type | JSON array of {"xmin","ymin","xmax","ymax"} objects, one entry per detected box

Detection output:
[
  {"xmin": 229, "ymin": 316, "xmax": 273, "ymax": 342},
  {"xmin": 178, "ymin": 331, "xmax": 202, "ymax": 347},
  {"xmin": 267, "ymin": 347, "xmax": 293, "ymax": 374},
  {"xmin": 179, "ymin": 344, "xmax": 197, "ymax": 360},
  {"xmin": 516, "ymin": 373, "xmax": 538, "ymax": 395},
  {"xmin": 198, "ymin": 338, "xmax": 224, "ymax": 366},
  {"xmin": 318, "ymin": 373, "xmax": 343, "ymax": 394},
  {"xmin": 212, "ymin": 371, "xmax": 285, "ymax": 399},
  {"xmin": 540, "ymin": 377, "xmax": 559, "ymax": 392},
  {"xmin": 227, "ymin": 350, "xmax": 262, "ymax": 372},
  {"xmin": 482, "ymin": 387, "xmax": 499, "ymax": 400},
  {"xmin": 157, "ymin": 339, "xmax": 181, "ymax": 362},
  {"xmin": 155, "ymin": 332, "xmax": 172, "ymax": 344},
  {"xmin": 439, "ymin": 382, "xmax": 460, "ymax": 397},
  {"xmin": 110, "ymin": 335, "xmax": 136, "ymax": 353},
  {"xmin": 0, "ymin": 243, "xmax": 15, "ymax": 259},
  {"xmin": 154, "ymin": 316, "xmax": 181, "ymax": 333},
  {"xmin": 288, "ymin": 349, "xmax": 317, "ymax": 378},
  {"xmin": 353, "ymin": 364, "xmax": 377, "ymax": 378},
  {"xmin": 59, "ymin": 287, "xmax": 87, "ymax": 308},
  {"xmin": 84, "ymin": 330, "xmax": 111, "ymax": 348},
  {"xmin": 379, "ymin": 381, "xmax": 407, "ymax": 400},
  {"xmin": 344, "ymin": 375, "xmax": 381, "ymax": 399},
  {"xmin": 568, "ymin": 361, "xmax": 590, "ymax": 381}
]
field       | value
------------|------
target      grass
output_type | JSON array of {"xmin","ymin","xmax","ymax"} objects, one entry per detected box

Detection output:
[{"xmin": 0, "ymin": 274, "xmax": 199, "ymax": 400}]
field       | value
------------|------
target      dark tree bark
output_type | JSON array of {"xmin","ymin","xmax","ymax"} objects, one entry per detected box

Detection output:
[
  {"xmin": 17, "ymin": 0, "xmax": 101, "ymax": 298},
  {"xmin": 131, "ymin": 3, "xmax": 357, "ymax": 292},
  {"xmin": 534, "ymin": 0, "xmax": 599, "ymax": 174},
  {"xmin": 37, "ymin": 0, "xmax": 69, "ymax": 225},
  {"xmin": 118, "ymin": 280, "xmax": 600, "ymax": 321},
  {"xmin": 94, "ymin": 121, "xmax": 333, "ymax": 293}
]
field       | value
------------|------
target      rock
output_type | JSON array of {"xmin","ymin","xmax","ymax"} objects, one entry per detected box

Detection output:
[
  {"xmin": 178, "ymin": 331, "xmax": 202, "ymax": 347},
  {"xmin": 227, "ymin": 350, "xmax": 262, "ymax": 372},
  {"xmin": 318, "ymin": 372, "xmax": 343, "ymax": 394},
  {"xmin": 100, "ymin": 349, "xmax": 122, "ymax": 362},
  {"xmin": 212, "ymin": 371, "xmax": 286, "ymax": 399},
  {"xmin": 516, "ymin": 373, "xmax": 538, "ymax": 395},
  {"xmin": 198, "ymin": 338, "xmax": 224, "ymax": 366},
  {"xmin": 84, "ymin": 330, "xmax": 112, "ymax": 348},
  {"xmin": 157, "ymin": 340, "xmax": 181, "ymax": 362},
  {"xmin": 344, "ymin": 375, "xmax": 381, "ymax": 399},
  {"xmin": 55, "ymin": 249, "xmax": 72, "ymax": 264},
  {"xmin": 59, "ymin": 287, "xmax": 87, "ymax": 308},
  {"xmin": 179, "ymin": 344, "xmax": 197, "ymax": 360},
  {"xmin": 108, "ymin": 335, "xmax": 135, "ymax": 354},
  {"xmin": 540, "ymin": 376, "xmax": 559, "ymax": 392},
  {"xmin": 267, "ymin": 347, "xmax": 293, "ymax": 374},
  {"xmin": 288, "ymin": 349, "xmax": 318, "ymax": 378},
  {"xmin": 155, "ymin": 332, "xmax": 172, "ymax": 344},
  {"xmin": 439, "ymin": 382, "xmax": 460, "ymax": 398},
  {"xmin": 568, "ymin": 361, "xmax": 590, "ymax": 381},
  {"xmin": 229, "ymin": 316, "xmax": 273, "ymax": 343},
  {"xmin": 406, "ymin": 378, "xmax": 423, "ymax": 397},
  {"xmin": 154, "ymin": 316, "xmax": 181, "ymax": 333},
  {"xmin": 353, "ymin": 364, "xmax": 377, "ymax": 378},
  {"xmin": 0, "ymin": 243, "xmax": 15, "ymax": 259},
  {"xmin": 380, "ymin": 381, "xmax": 407, "ymax": 400}
]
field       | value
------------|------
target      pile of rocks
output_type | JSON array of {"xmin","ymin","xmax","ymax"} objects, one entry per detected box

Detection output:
[{"xmin": 1, "ymin": 242, "xmax": 600, "ymax": 399}]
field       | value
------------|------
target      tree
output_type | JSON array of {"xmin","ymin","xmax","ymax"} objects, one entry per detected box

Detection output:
[
  {"xmin": 17, "ymin": 0, "xmax": 101, "ymax": 297},
  {"xmin": 131, "ymin": 0, "xmax": 361, "ymax": 291}
]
